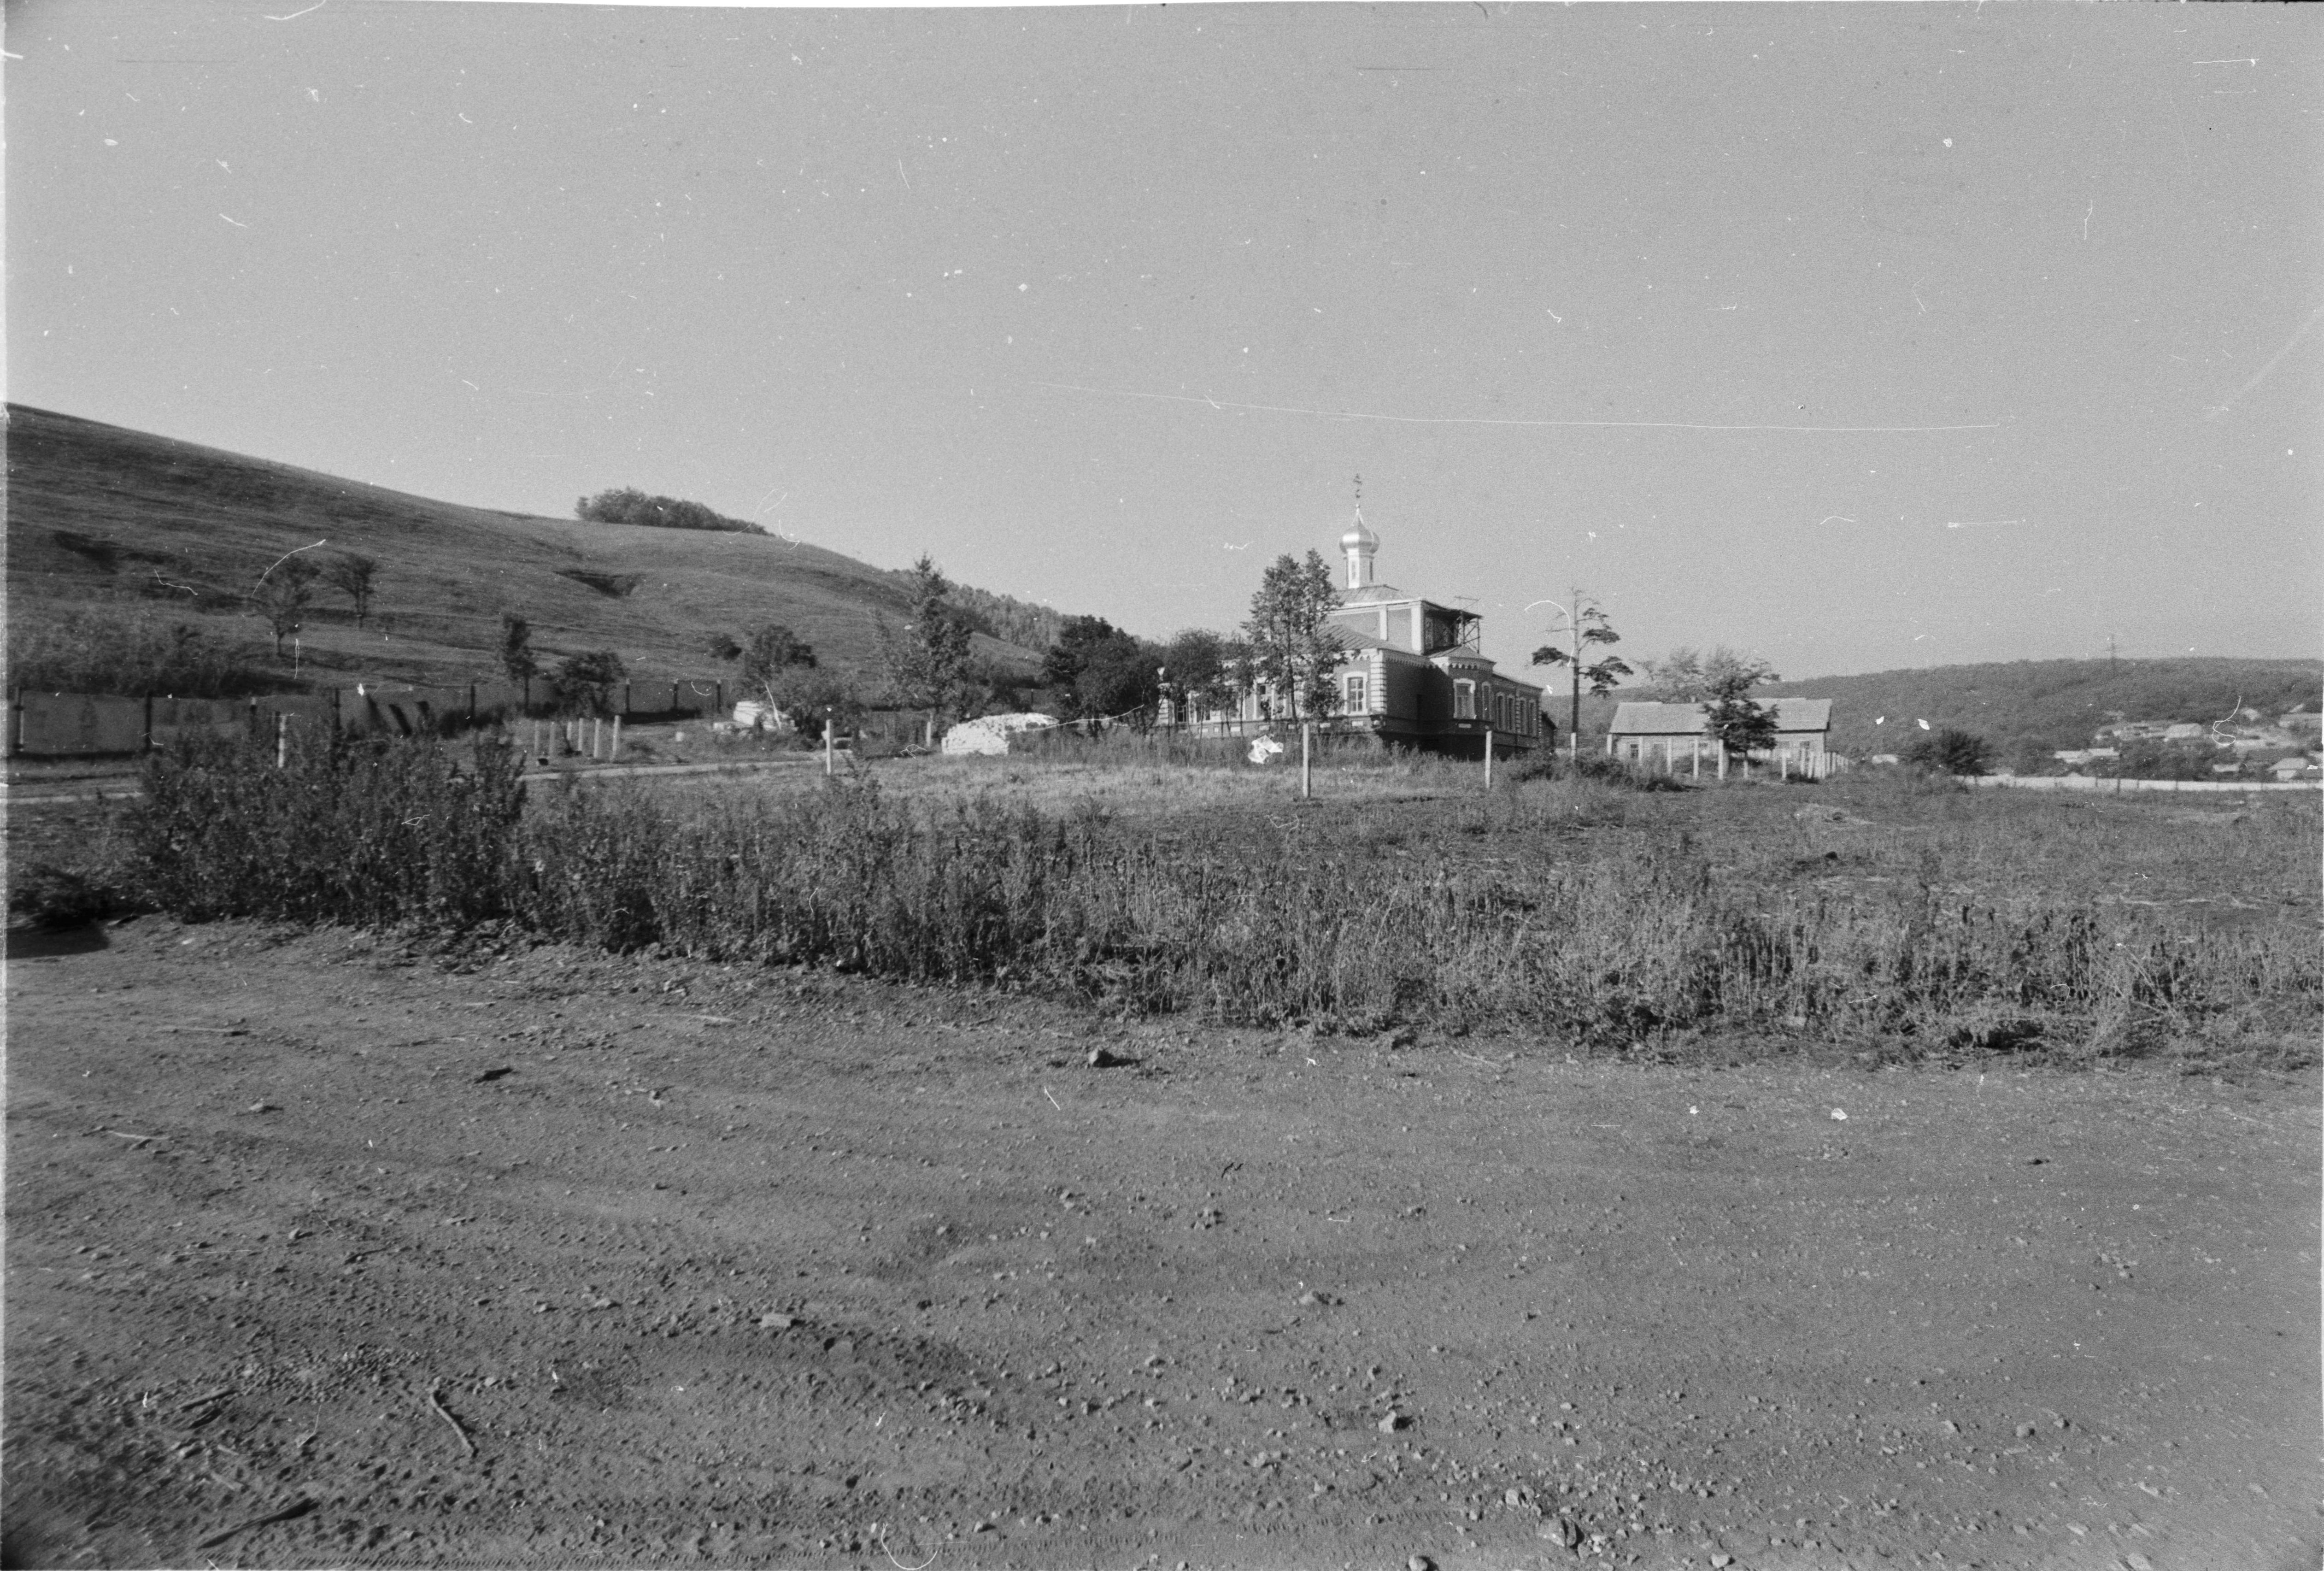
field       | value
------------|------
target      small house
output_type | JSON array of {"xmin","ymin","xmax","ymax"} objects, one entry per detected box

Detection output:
[{"xmin": 1606, "ymin": 698, "xmax": 1836, "ymax": 779}]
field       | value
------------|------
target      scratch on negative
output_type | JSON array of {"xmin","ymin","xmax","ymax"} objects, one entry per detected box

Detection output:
[{"xmin": 1027, "ymin": 382, "xmax": 2001, "ymax": 435}]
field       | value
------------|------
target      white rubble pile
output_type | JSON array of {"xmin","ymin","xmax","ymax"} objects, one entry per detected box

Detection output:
[{"xmin": 939, "ymin": 712, "xmax": 1059, "ymax": 757}]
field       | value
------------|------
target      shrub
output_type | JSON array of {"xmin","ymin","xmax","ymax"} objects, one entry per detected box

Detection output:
[
  {"xmin": 7, "ymin": 604, "xmax": 285, "ymax": 697},
  {"xmin": 8, "ymin": 862, "xmax": 132, "ymax": 928},
  {"xmin": 1901, "ymin": 727, "xmax": 1993, "ymax": 777},
  {"xmin": 549, "ymin": 651, "xmax": 627, "ymax": 717},
  {"xmin": 129, "ymin": 730, "xmax": 526, "ymax": 927}
]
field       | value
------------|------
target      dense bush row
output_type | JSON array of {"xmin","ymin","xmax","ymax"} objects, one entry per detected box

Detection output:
[{"xmin": 107, "ymin": 733, "xmax": 2319, "ymax": 1067}]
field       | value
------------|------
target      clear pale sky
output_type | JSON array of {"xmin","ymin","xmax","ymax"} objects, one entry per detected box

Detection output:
[{"xmin": 12, "ymin": 0, "xmax": 2321, "ymax": 679}]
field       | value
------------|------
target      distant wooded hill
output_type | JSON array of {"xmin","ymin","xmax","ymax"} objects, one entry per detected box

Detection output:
[
  {"xmin": 1759, "ymin": 658, "xmax": 2322, "ymax": 758},
  {"xmin": 4, "ymin": 404, "xmax": 1074, "ymax": 696},
  {"xmin": 1555, "ymin": 658, "xmax": 2318, "ymax": 757}
]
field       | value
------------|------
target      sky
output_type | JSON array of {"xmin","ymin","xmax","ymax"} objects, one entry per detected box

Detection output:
[{"xmin": 11, "ymin": 0, "xmax": 2321, "ymax": 681}]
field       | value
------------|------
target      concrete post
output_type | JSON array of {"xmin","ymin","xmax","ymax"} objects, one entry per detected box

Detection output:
[
  {"xmin": 1484, "ymin": 728, "xmax": 1494, "ymax": 788},
  {"xmin": 1300, "ymin": 722, "xmax": 1312, "ymax": 800}
]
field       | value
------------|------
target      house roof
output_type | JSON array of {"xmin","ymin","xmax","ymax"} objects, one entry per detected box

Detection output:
[{"xmin": 1609, "ymin": 698, "xmax": 1833, "ymax": 736}]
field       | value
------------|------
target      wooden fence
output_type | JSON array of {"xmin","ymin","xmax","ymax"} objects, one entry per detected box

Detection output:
[{"xmin": 9, "ymin": 677, "xmax": 734, "ymax": 758}]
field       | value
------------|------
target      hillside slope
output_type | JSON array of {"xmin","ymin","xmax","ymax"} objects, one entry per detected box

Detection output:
[
  {"xmin": 1552, "ymin": 657, "xmax": 2319, "ymax": 758},
  {"xmin": 1758, "ymin": 658, "xmax": 2322, "ymax": 759},
  {"xmin": 5, "ymin": 404, "xmax": 1056, "ymax": 693}
]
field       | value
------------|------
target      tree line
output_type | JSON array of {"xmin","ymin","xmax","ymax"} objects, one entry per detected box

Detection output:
[{"xmin": 573, "ymin": 488, "xmax": 766, "ymax": 535}]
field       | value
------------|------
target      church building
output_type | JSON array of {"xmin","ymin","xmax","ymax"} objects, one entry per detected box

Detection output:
[
  {"xmin": 1181, "ymin": 511, "xmax": 1550, "ymax": 757},
  {"xmin": 1322, "ymin": 512, "xmax": 1549, "ymax": 756}
]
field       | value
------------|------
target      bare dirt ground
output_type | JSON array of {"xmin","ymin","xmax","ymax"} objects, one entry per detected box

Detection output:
[{"xmin": 6, "ymin": 916, "xmax": 2317, "ymax": 1571}]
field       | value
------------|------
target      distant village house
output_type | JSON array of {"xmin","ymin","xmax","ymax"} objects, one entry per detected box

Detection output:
[{"xmin": 1606, "ymin": 699, "xmax": 1836, "ymax": 780}]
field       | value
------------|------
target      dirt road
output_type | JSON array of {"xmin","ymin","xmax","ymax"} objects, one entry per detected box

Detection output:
[{"xmin": 6, "ymin": 917, "xmax": 2316, "ymax": 1570}]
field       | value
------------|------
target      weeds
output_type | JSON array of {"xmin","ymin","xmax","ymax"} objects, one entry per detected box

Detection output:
[
  {"xmin": 112, "ymin": 733, "xmax": 2321, "ymax": 1068},
  {"xmin": 129, "ymin": 729, "xmax": 524, "ymax": 926},
  {"xmin": 8, "ymin": 603, "xmax": 287, "ymax": 698}
]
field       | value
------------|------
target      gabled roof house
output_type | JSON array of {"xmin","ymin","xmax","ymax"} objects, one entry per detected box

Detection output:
[{"xmin": 1607, "ymin": 698, "xmax": 1836, "ymax": 779}]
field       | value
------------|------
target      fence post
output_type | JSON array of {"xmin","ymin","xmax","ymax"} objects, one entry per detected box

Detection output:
[
  {"xmin": 611, "ymin": 715, "xmax": 622, "ymax": 762},
  {"xmin": 1485, "ymin": 727, "xmax": 1494, "ymax": 788},
  {"xmin": 144, "ymin": 693, "xmax": 155, "ymax": 753},
  {"xmin": 1301, "ymin": 722, "xmax": 1312, "ymax": 799}
]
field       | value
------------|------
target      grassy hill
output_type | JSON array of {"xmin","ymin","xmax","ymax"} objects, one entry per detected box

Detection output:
[{"xmin": 5, "ymin": 404, "xmax": 1064, "ymax": 697}]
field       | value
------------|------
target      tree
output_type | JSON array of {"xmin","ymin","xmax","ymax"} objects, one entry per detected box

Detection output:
[
  {"xmin": 1040, "ymin": 615, "xmax": 1122, "ymax": 694},
  {"xmin": 1244, "ymin": 550, "xmax": 1342, "ymax": 722},
  {"xmin": 498, "ymin": 614, "xmax": 539, "ymax": 686},
  {"xmin": 1902, "ymin": 727, "xmax": 1993, "ymax": 777},
  {"xmin": 575, "ymin": 487, "xmax": 763, "ymax": 535},
  {"xmin": 549, "ymin": 650, "xmax": 627, "ymax": 718},
  {"xmin": 1041, "ymin": 616, "xmax": 1160, "ymax": 724},
  {"xmin": 1077, "ymin": 633, "xmax": 1164, "ymax": 726},
  {"xmin": 1528, "ymin": 593, "xmax": 1632, "ymax": 746},
  {"xmin": 1642, "ymin": 645, "xmax": 1778, "ymax": 703},
  {"xmin": 252, "ymin": 558, "xmax": 316, "ymax": 659},
  {"xmin": 2001, "ymin": 735, "xmax": 2057, "ymax": 777},
  {"xmin": 739, "ymin": 623, "xmax": 819, "ymax": 718},
  {"xmin": 1160, "ymin": 629, "xmax": 1234, "ymax": 724},
  {"xmin": 772, "ymin": 668, "xmax": 865, "ymax": 743},
  {"xmin": 1637, "ymin": 644, "xmax": 1783, "ymax": 763},
  {"xmin": 323, "ymin": 552, "xmax": 379, "ymax": 628},
  {"xmin": 878, "ymin": 555, "xmax": 975, "ymax": 724},
  {"xmin": 1704, "ymin": 684, "xmax": 1781, "ymax": 763}
]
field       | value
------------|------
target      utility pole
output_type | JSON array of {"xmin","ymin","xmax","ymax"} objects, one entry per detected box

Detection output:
[{"xmin": 1567, "ymin": 584, "xmax": 1585, "ymax": 757}]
